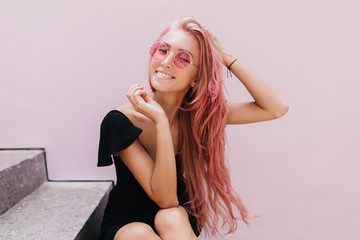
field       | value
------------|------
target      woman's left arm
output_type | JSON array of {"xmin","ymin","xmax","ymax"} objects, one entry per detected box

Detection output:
[{"xmin": 205, "ymin": 27, "xmax": 289, "ymax": 124}]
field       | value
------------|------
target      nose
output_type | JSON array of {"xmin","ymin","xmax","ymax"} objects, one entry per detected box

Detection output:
[{"xmin": 161, "ymin": 52, "xmax": 174, "ymax": 68}]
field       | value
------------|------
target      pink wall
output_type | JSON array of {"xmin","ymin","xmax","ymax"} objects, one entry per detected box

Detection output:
[{"xmin": 1, "ymin": 0, "xmax": 359, "ymax": 239}]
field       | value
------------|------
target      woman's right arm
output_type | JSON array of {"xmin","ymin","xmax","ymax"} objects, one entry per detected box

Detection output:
[{"xmin": 114, "ymin": 84, "xmax": 178, "ymax": 208}]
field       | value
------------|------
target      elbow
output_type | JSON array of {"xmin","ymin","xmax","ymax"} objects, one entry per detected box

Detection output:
[
  {"xmin": 274, "ymin": 104, "xmax": 289, "ymax": 119},
  {"xmin": 149, "ymin": 183, "xmax": 179, "ymax": 208}
]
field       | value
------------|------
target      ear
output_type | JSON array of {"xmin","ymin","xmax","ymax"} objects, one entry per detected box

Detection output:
[{"xmin": 191, "ymin": 79, "xmax": 197, "ymax": 88}]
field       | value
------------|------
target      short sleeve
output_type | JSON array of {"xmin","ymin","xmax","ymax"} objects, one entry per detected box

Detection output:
[{"xmin": 97, "ymin": 110, "xmax": 143, "ymax": 167}]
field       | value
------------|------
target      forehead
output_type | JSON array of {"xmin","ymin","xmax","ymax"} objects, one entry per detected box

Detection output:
[{"xmin": 160, "ymin": 29, "xmax": 200, "ymax": 57}]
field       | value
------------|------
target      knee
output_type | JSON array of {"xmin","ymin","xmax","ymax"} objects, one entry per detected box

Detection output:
[
  {"xmin": 114, "ymin": 222, "xmax": 161, "ymax": 240},
  {"xmin": 154, "ymin": 206, "xmax": 191, "ymax": 234}
]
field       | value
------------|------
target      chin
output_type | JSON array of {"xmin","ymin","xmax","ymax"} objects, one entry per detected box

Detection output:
[
  {"xmin": 150, "ymin": 75, "xmax": 188, "ymax": 94},
  {"xmin": 150, "ymin": 76, "xmax": 166, "ymax": 92}
]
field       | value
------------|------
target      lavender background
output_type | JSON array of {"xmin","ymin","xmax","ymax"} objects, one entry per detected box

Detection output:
[{"xmin": 1, "ymin": 0, "xmax": 359, "ymax": 239}]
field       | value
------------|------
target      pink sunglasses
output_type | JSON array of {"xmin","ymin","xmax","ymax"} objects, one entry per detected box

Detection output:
[{"xmin": 150, "ymin": 42, "xmax": 198, "ymax": 70}]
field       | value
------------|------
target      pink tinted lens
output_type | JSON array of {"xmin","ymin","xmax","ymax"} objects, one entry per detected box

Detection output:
[
  {"xmin": 174, "ymin": 51, "xmax": 191, "ymax": 69},
  {"xmin": 150, "ymin": 43, "xmax": 160, "ymax": 56},
  {"xmin": 150, "ymin": 43, "xmax": 167, "ymax": 61}
]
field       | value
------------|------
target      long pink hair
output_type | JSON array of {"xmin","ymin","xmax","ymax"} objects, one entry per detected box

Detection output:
[{"xmin": 149, "ymin": 16, "xmax": 256, "ymax": 236}]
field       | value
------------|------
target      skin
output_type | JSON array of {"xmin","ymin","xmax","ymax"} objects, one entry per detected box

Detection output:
[{"xmin": 112, "ymin": 26, "xmax": 289, "ymax": 240}]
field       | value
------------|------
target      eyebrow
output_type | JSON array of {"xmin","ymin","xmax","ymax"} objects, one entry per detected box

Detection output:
[{"xmin": 162, "ymin": 42, "xmax": 195, "ymax": 58}]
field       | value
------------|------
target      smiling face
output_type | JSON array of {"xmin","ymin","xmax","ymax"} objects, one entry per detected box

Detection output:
[{"xmin": 149, "ymin": 29, "xmax": 200, "ymax": 94}]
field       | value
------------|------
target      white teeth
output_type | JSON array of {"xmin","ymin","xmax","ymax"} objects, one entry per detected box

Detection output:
[{"xmin": 157, "ymin": 71, "xmax": 173, "ymax": 79}]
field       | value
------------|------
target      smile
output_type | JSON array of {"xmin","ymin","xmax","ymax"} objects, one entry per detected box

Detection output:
[{"xmin": 156, "ymin": 71, "xmax": 175, "ymax": 79}]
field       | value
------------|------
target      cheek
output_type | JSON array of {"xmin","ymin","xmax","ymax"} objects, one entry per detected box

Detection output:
[
  {"xmin": 149, "ymin": 59, "xmax": 156, "ymax": 70},
  {"xmin": 187, "ymin": 68, "xmax": 198, "ymax": 81},
  {"xmin": 149, "ymin": 60, "xmax": 158, "ymax": 77}
]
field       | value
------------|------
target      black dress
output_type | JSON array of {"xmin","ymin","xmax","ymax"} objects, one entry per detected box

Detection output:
[{"xmin": 97, "ymin": 110, "xmax": 201, "ymax": 240}]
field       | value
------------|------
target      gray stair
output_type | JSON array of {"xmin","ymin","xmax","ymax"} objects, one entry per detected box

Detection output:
[
  {"xmin": 0, "ymin": 149, "xmax": 113, "ymax": 240},
  {"xmin": 0, "ymin": 150, "xmax": 47, "ymax": 215}
]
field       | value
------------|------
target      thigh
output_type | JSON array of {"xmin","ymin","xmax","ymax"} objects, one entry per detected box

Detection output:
[{"xmin": 113, "ymin": 222, "xmax": 161, "ymax": 240}]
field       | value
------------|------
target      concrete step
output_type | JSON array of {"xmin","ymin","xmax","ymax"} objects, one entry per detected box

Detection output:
[
  {"xmin": 0, "ymin": 181, "xmax": 112, "ymax": 240},
  {"xmin": 0, "ymin": 149, "xmax": 47, "ymax": 215}
]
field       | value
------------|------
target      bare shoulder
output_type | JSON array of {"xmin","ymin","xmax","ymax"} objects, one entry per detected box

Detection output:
[
  {"xmin": 115, "ymin": 103, "xmax": 134, "ymax": 119},
  {"xmin": 115, "ymin": 103, "xmax": 153, "ymax": 129}
]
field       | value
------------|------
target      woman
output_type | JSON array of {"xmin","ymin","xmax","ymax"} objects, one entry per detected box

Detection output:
[{"xmin": 97, "ymin": 16, "xmax": 289, "ymax": 240}]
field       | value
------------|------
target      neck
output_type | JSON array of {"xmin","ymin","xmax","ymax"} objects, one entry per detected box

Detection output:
[{"xmin": 151, "ymin": 90, "xmax": 188, "ymax": 125}]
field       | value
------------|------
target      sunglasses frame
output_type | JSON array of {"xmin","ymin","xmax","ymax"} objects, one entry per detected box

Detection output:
[{"xmin": 150, "ymin": 42, "xmax": 199, "ymax": 69}]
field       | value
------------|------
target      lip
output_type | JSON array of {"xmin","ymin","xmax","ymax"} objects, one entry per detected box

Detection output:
[{"xmin": 155, "ymin": 70, "xmax": 175, "ymax": 79}]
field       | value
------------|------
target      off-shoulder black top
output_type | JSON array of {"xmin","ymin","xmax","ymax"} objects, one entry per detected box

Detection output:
[{"xmin": 97, "ymin": 110, "xmax": 201, "ymax": 240}]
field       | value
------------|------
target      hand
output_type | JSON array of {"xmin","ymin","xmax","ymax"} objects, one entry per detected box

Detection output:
[
  {"xmin": 204, "ymin": 26, "xmax": 233, "ymax": 67},
  {"xmin": 127, "ymin": 84, "xmax": 166, "ymax": 124},
  {"xmin": 204, "ymin": 26, "xmax": 226, "ymax": 56}
]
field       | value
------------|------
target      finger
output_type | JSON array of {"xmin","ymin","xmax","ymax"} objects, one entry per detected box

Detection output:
[
  {"xmin": 127, "ymin": 84, "xmax": 142, "ymax": 94},
  {"xmin": 134, "ymin": 89, "xmax": 147, "ymax": 101},
  {"xmin": 127, "ymin": 85, "xmax": 144, "ymax": 109},
  {"xmin": 129, "ymin": 91, "xmax": 141, "ymax": 111},
  {"xmin": 203, "ymin": 25, "xmax": 211, "ymax": 34},
  {"xmin": 132, "ymin": 90, "xmax": 141, "ymax": 109},
  {"xmin": 128, "ymin": 84, "xmax": 144, "ymax": 95},
  {"xmin": 133, "ymin": 88, "xmax": 146, "ymax": 102},
  {"xmin": 140, "ymin": 90, "xmax": 150, "ymax": 102},
  {"xmin": 127, "ymin": 83, "xmax": 140, "ymax": 92},
  {"xmin": 132, "ymin": 89, "xmax": 147, "ymax": 109},
  {"xmin": 204, "ymin": 26, "xmax": 210, "ymax": 35},
  {"xmin": 127, "ymin": 85, "xmax": 144, "ymax": 101}
]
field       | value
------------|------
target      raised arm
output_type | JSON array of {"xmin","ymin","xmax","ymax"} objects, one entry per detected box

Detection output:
[
  {"xmin": 115, "ymin": 84, "xmax": 178, "ymax": 208},
  {"xmin": 205, "ymin": 27, "xmax": 289, "ymax": 124}
]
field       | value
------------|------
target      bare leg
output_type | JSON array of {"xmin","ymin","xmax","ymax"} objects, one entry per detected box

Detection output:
[
  {"xmin": 114, "ymin": 222, "xmax": 161, "ymax": 240},
  {"xmin": 154, "ymin": 206, "xmax": 198, "ymax": 240}
]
